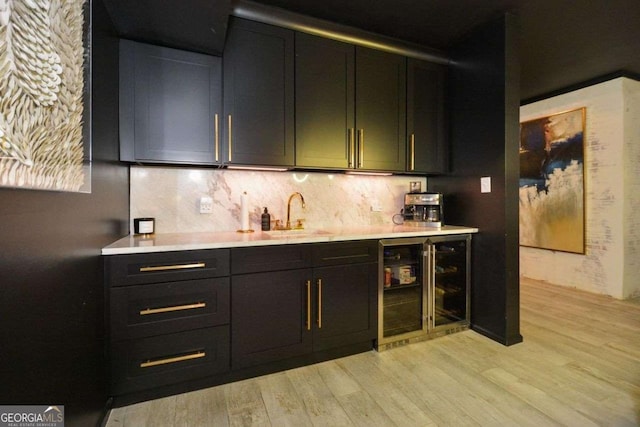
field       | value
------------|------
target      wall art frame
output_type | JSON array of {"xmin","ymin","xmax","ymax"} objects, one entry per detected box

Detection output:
[
  {"xmin": 0, "ymin": 0, "xmax": 91, "ymax": 193},
  {"xmin": 519, "ymin": 107, "xmax": 586, "ymax": 254}
]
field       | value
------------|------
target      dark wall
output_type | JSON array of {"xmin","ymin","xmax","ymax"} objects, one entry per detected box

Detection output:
[
  {"xmin": 430, "ymin": 14, "xmax": 522, "ymax": 345},
  {"xmin": 0, "ymin": 1, "xmax": 129, "ymax": 426}
]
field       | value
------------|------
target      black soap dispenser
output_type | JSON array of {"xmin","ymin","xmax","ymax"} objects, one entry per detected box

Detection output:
[{"xmin": 261, "ymin": 207, "xmax": 271, "ymax": 231}]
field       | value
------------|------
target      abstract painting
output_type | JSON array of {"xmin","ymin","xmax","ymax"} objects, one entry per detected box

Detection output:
[
  {"xmin": 519, "ymin": 107, "xmax": 586, "ymax": 253},
  {"xmin": 0, "ymin": 0, "xmax": 90, "ymax": 192}
]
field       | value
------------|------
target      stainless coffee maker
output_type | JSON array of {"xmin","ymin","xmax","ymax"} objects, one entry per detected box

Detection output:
[{"xmin": 403, "ymin": 192, "xmax": 443, "ymax": 228}]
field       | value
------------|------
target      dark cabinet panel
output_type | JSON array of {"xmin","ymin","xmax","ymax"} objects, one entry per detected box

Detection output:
[
  {"xmin": 110, "ymin": 277, "xmax": 230, "ymax": 341},
  {"xmin": 295, "ymin": 37, "xmax": 408, "ymax": 172},
  {"xmin": 407, "ymin": 59, "xmax": 447, "ymax": 174},
  {"xmin": 231, "ymin": 241, "xmax": 377, "ymax": 370},
  {"xmin": 313, "ymin": 263, "xmax": 377, "ymax": 352},
  {"xmin": 355, "ymin": 47, "xmax": 407, "ymax": 172},
  {"xmin": 231, "ymin": 244, "xmax": 312, "ymax": 275},
  {"xmin": 111, "ymin": 326, "xmax": 230, "ymax": 395},
  {"xmin": 106, "ymin": 249, "xmax": 230, "ymax": 287},
  {"xmin": 312, "ymin": 240, "xmax": 378, "ymax": 266},
  {"xmin": 119, "ymin": 40, "xmax": 222, "ymax": 165},
  {"xmin": 295, "ymin": 33, "xmax": 355, "ymax": 169},
  {"xmin": 106, "ymin": 249, "xmax": 231, "ymax": 397},
  {"xmin": 231, "ymin": 269, "xmax": 312, "ymax": 369},
  {"xmin": 223, "ymin": 18, "xmax": 294, "ymax": 166}
]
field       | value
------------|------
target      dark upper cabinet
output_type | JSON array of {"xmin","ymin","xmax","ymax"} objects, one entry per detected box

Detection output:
[
  {"xmin": 295, "ymin": 35, "xmax": 407, "ymax": 172},
  {"xmin": 295, "ymin": 33, "xmax": 355, "ymax": 169},
  {"xmin": 223, "ymin": 18, "xmax": 295, "ymax": 167},
  {"xmin": 355, "ymin": 47, "xmax": 407, "ymax": 172},
  {"xmin": 407, "ymin": 58, "xmax": 448, "ymax": 174},
  {"xmin": 119, "ymin": 40, "xmax": 222, "ymax": 165},
  {"xmin": 103, "ymin": 0, "xmax": 230, "ymax": 55}
]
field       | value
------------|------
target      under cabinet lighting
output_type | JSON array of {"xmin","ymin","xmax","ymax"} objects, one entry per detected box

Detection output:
[
  {"xmin": 345, "ymin": 171, "xmax": 393, "ymax": 176},
  {"xmin": 226, "ymin": 165, "xmax": 290, "ymax": 172}
]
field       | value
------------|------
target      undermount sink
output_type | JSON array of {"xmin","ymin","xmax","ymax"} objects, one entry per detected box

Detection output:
[{"xmin": 264, "ymin": 229, "xmax": 333, "ymax": 238}]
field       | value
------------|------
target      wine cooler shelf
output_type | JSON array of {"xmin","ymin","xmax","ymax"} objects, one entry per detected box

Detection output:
[{"xmin": 378, "ymin": 235, "xmax": 471, "ymax": 351}]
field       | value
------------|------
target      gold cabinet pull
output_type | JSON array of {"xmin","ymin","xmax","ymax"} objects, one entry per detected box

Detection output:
[
  {"xmin": 317, "ymin": 278, "xmax": 322, "ymax": 328},
  {"xmin": 140, "ymin": 302, "xmax": 206, "ymax": 316},
  {"xmin": 139, "ymin": 262, "xmax": 206, "ymax": 273},
  {"xmin": 357, "ymin": 129, "xmax": 364, "ymax": 168},
  {"xmin": 228, "ymin": 114, "xmax": 233, "ymax": 162},
  {"xmin": 140, "ymin": 351, "xmax": 205, "ymax": 368},
  {"xmin": 410, "ymin": 133, "xmax": 416, "ymax": 171},
  {"xmin": 348, "ymin": 128, "xmax": 355, "ymax": 168},
  {"xmin": 214, "ymin": 113, "xmax": 220, "ymax": 162},
  {"xmin": 306, "ymin": 280, "xmax": 311, "ymax": 331}
]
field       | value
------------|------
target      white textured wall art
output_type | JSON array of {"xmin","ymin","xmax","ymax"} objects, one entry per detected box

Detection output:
[{"xmin": 0, "ymin": 0, "xmax": 88, "ymax": 192}]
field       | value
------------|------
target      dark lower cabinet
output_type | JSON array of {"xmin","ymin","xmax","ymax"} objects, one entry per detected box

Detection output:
[
  {"xmin": 106, "ymin": 249, "xmax": 231, "ymax": 398},
  {"xmin": 111, "ymin": 326, "xmax": 229, "ymax": 395},
  {"xmin": 312, "ymin": 263, "xmax": 378, "ymax": 352},
  {"xmin": 231, "ymin": 269, "xmax": 312, "ymax": 369},
  {"xmin": 106, "ymin": 241, "xmax": 377, "ymax": 402},
  {"xmin": 231, "ymin": 241, "xmax": 378, "ymax": 370}
]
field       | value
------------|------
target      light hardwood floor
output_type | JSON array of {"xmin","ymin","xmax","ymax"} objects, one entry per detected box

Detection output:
[{"xmin": 106, "ymin": 278, "xmax": 640, "ymax": 426}]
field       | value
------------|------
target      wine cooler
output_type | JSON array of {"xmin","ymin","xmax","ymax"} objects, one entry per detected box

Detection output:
[{"xmin": 377, "ymin": 235, "xmax": 471, "ymax": 350}]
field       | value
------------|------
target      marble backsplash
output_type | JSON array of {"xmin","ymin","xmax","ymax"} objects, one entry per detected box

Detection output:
[{"xmin": 130, "ymin": 166, "xmax": 426, "ymax": 234}]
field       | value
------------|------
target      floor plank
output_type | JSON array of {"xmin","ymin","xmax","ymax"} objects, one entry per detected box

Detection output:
[{"xmin": 106, "ymin": 278, "xmax": 640, "ymax": 426}]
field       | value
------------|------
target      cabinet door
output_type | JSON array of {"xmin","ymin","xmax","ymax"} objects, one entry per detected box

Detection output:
[
  {"xmin": 119, "ymin": 40, "xmax": 222, "ymax": 165},
  {"xmin": 110, "ymin": 326, "xmax": 229, "ymax": 395},
  {"xmin": 110, "ymin": 277, "xmax": 230, "ymax": 341},
  {"xmin": 407, "ymin": 59, "xmax": 447, "ymax": 174},
  {"xmin": 355, "ymin": 47, "xmax": 406, "ymax": 172},
  {"xmin": 106, "ymin": 249, "xmax": 230, "ymax": 287},
  {"xmin": 295, "ymin": 33, "xmax": 355, "ymax": 169},
  {"xmin": 223, "ymin": 18, "xmax": 295, "ymax": 166},
  {"xmin": 313, "ymin": 263, "xmax": 377, "ymax": 352},
  {"xmin": 231, "ymin": 269, "xmax": 312, "ymax": 369}
]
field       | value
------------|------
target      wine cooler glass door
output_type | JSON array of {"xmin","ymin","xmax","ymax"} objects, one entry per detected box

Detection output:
[
  {"xmin": 379, "ymin": 240, "xmax": 427, "ymax": 344},
  {"xmin": 431, "ymin": 237, "xmax": 470, "ymax": 329}
]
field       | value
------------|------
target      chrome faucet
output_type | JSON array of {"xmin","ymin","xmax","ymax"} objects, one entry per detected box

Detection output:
[{"xmin": 286, "ymin": 192, "xmax": 306, "ymax": 230}]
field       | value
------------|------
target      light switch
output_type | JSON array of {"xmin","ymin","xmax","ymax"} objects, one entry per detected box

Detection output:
[{"xmin": 481, "ymin": 177, "xmax": 491, "ymax": 193}]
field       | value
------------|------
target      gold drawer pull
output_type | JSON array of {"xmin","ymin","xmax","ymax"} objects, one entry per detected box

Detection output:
[
  {"xmin": 410, "ymin": 133, "xmax": 416, "ymax": 171},
  {"xmin": 139, "ymin": 262, "xmax": 206, "ymax": 272},
  {"xmin": 140, "ymin": 302, "xmax": 206, "ymax": 316},
  {"xmin": 317, "ymin": 278, "xmax": 322, "ymax": 329},
  {"xmin": 306, "ymin": 280, "xmax": 311, "ymax": 331},
  {"xmin": 214, "ymin": 113, "xmax": 220, "ymax": 162},
  {"xmin": 140, "ymin": 351, "xmax": 205, "ymax": 368}
]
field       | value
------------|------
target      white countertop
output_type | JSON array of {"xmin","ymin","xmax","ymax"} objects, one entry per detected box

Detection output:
[{"xmin": 102, "ymin": 225, "xmax": 478, "ymax": 255}]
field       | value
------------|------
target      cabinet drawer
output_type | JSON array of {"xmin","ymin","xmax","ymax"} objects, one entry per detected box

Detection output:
[
  {"xmin": 231, "ymin": 245, "xmax": 312, "ymax": 274},
  {"xmin": 110, "ymin": 278, "xmax": 230, "ymax": 341},
  {"xmin": 111, "ymin": 326, "xmax": 230, "ymax": 395},
  {"xmin": 312, "ymin": 240, "xmax": 378, "ymax": 266},
  {"xmin": 106, "ymin": 249, "xmax": 230, "ymax": 287}
]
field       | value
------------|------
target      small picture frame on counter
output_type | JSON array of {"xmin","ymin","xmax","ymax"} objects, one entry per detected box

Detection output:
[{"xmin": 133, "ymin": 217, "xmax": 155, "ymax": 235}]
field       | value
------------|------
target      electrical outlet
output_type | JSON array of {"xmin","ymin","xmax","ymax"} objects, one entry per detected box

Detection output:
[
  {"xmin": 370, "ymin": 200, "xmax": 383, "ymax": 212},
  {"xmin": 200, "ymin": 196, "xmax": 213, "ymax": 214}
]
